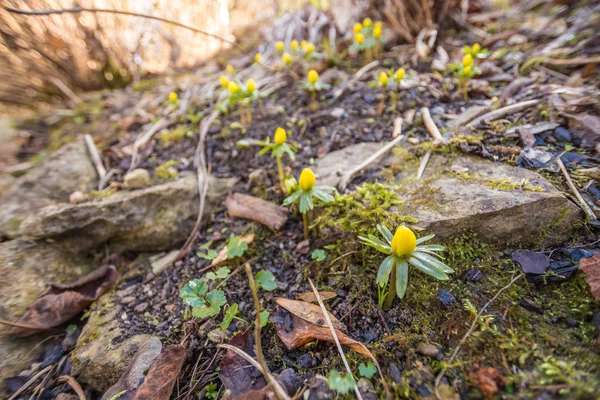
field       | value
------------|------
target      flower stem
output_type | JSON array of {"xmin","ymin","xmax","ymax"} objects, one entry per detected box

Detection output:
[
  {"xmin": 239, "ymin": 104, "xmax": 246, "ymax": 126},
  {"xmin": 276, "ymin": 155, "xmax": 285, "ymax": 193},
  {"xmin": 310, "ymin": 90, "xmax": 317, "ymax": 111},
  {"xmin": 302, "ymin": 212, "xmax": 309, "ymax": 240},
  {"xmin": 247, "ymin": 103, "xmax": 252, "ymax": 124},
  {"xmin": 384, "ymin": 265, "xmax": 397, "ymax": 309}
]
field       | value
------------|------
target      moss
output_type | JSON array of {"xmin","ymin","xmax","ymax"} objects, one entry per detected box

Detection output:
[
  {"xmin": 155, "ymin": 160, "xmax": 180, "ymax": 180},
  {"xmin": 132, "ymin": 78, "xmax": 158, "ymax": 92},
  {"xmin": 449, "ymin": 171, "xmax": 544, "ymax": 192},
  {"xmin": 88, "ymin": 188, "xmax": 117, "ymax": 198},
  {"xmin": 159, "ymin": 126, "xmax": 189, "ymax": 147},
  {"xmin": 533, "ymin": 207, "xmax": 569, "ymax": 249}
]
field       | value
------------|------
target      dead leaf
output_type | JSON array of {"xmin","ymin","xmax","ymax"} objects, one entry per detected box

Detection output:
[
  {"xmin": 225, "ymin": 369, "xmax": 302, "ymax": 400},
  {"xmin": 580, "ymin": 254, "xmax": 600, "ymax": 301},
  {"xmin": 471, "ymin": 367, "xmax": 507, "ymax": 398},
  {"xmin": 297, "ymin": 291, "xmax": 337, "ymax": 303},
  {"xmin": 226, "ymin": 193, "xmax": 288, "ymax": 231},
  {"xmin": 219, "ymin": 329, "xmax": 266, "ymax": 398},
  {"xmin": 275, "ymin": 298, "xmax": 345, "ymax": 330},
  {"xmin": 211, "ymin": 233, "xmax": 255, "ymax": 267},
  {"xmin": 133, "ymin": 344, "xmax": 187, "ymax": 400},
  {"xmin": 11, "ymin": 265, "xmax": 120, "ymax": 336}
]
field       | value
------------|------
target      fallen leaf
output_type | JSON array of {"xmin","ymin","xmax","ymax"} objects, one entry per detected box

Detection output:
[
  {"xmin": 226, "ymin": 193, "xmax": 288, "ymax": 231},
  {"xmin": 133, "ymin": 344, "xmax": 187, "ymax": 400},
  {"xmin": 211, "ymin": 233, "xmax": 254, "ymax": 267},
  {"xmin": 11, "ymin": 265, "xmax": 120, "ymax": 336},
  {"xmin": 580, "ymin": 253, "xmax": 600, "ymax": 301},
  {"xmin": 471, "ymin": 367, "xmax": 507, "ymax": 399},
  {"xmin": 275, "ymin": 298, "xmax": 345, "ymax": 330},
  {"xmin": 297, "ymin": 291, "xmax": 337, "ymax": 303},
  {"xmin": 226, "ymin": 369, "xmax": 302, "ymax": 400},
  {"xmin": 219, "ymin": 329, "xmax": 266, "ymax": 398}
]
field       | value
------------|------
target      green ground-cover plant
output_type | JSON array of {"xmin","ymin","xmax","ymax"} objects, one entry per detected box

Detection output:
[
  {"xmin": 328, "ymin": 370, "xmax": 355, "ymax": 394},
  {"xmin": 359, "ymin": 224, "xmax": 453, "ymax": 309},
  {"xmin": 301, "ymin": 70, "xmax": 330, "ymax": 111},
  {"xmin": 257, "ymin": 127, "xmax": 296, "ymax": 192},
  {"xmin": 449, "ymin": 43, "xmax": 488, "ymax": 100}
]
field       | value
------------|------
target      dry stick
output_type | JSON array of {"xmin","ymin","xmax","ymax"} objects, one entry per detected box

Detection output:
[
  {"xmin": 467, "ymin": 99, "xmax": 541, "ymax": 127},
  {"xmin": 416, "ymin": 150, "xmax": 432, "ymax": 180},
  {"xmin": 433, "ymin": 273, "xmax": 524, "ymax": 400},
  {"xmin": 8, "ymin": 365, "xmax": 53, "ymax": 400},
  {"xmin": 307, "ymin": 278, "xmax": 364, "ymax": 400},
  {"xmin": 420, "ymin": 107, "xmax": 444, "ymax": 143},
  {"xmin": 56, "ymin": 376, "xmax": 86, "ymax": 400},
  {"xmin": 338, "ymin": 118, "xmax": 404, "ymax": 191},
  {"xmin": 556, "ymin": 157, "xmax": 597, "ymax": 221},
  {"xmin": 50, "ymin": 77, "xmax": 82, "ymax": 106},
  {"xmin": 0, "ymin": 318, "xmax": 52, "ymax": 331},
  {"xmin": 245, "ymin": 263, "xmax": 290, "ymax": 400},
  {"xmin": 128, "ymin": 118, "xmax": 168, "ymax": 173},
  {"xmin": 84, "ymin": 134, "xmax": 106, "ymax": 183}
]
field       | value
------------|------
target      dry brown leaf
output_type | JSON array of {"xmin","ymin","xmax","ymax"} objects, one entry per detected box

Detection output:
[
  {"xmin": 133, "ymin": 344, "xmax": 187, "ymax": 400},
  {"xmin": 226, "ymin": 193, "xmax": 288, "ymax": 231},
  {"xmin": 211, "ymin": 233, "xmax": 255, "ymax": 267},
  {"xmin": 11, "ymin": 265, "xmax": 119, "ymax": 336},
  {"xmin": 471, "ymin": 367, "xmax": 507, "ymax": 399},
  {"xmin": 297, "ymin": 291, "xmax": 337, "ymax": 303},
  {"xmin": 275, "ymin": 298, "xmax": 345, "ymax": 331},
  {"xmin": 580, "ymin": 254, "xmax": 600, "ymax": 301},
  {"xmin": 219, "ymin": 330, "xmax": 266, "ymax": 398}
]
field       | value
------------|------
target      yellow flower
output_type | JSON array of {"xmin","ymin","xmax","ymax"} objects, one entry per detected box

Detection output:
[
  {"xmin": 168, "ymin": 91, "xmax": 178, "ymax": 103},
  {"xmin": 363, "ymin": 18, "xmax": 372, "ymax": 27},
  {"xmin": 298, "ymin": 168, "xmax": 316, "ymax": 191},
  {"xmin": 274, "ymin": 127, "xmax": 286, "ymax": 145},
  {"xmin": 391, "ymin": 226, "xmax": 416, "ymax": 257},
  {"xmin": 373, "ymin": 24, "xmax": 382, "ymax": 39},
  {"xmin": 282, "ymin": 52, "xmax": 292, "ymax": 65},
  {"xmin": 301, "ymin": 40, "xmax": 309, "ymax": 51},
  {"xmin": 276, "ymin": 41, "xmax": 285, "ymax": 52},
  {"xmin": 291, "ymin": 40, "xmax": 299, "ymax": 50},
  {"xmin": 374, "ymin": 21, "xmax": 382, "ymax": 30},
  {"xmin": 246, "ymin": 79, "xmax": 256, "ymax": 94},
  {"xmin": 254, "ymin": 53, "xmax": 262, "ymax": 63},
  {"xmin": 353, "ymin": 22, "xmax": 363, "ymax": 33},
  {"xmin": 355, "ymin": 32, "xmax": 365, "ymax": 45},
  {"xmin": 305, "ymin": 42, "xmax": 315, "ymax": 54},
  {"xmin": 379, "ymin": 71, "xmax": 388, "ymax": 86},
  {"xmin": 228, "ymin": 81, "xmax": 239, "ymax": 94},
  {"xmin": 226, "ymin": 64, "xmax": 234, "ymax": 74},
  {"xmin": 308, "ymin": 69, "xmax": 319, "ymax": 84},
  {"xmin": 463, "ymin": 65, "xmax": 472, "ymax": 76},
  {"xmin": 220, "ymin": 75, "xmax": 229, "ymax": 89},
  {"xmin": 472, "ymin": 43, "xmax": 481, "ymax": 54},
  {"xmin": 395, "ymin": 68, "xmax": 405, "ymax": 81},
  {"xmin": 462, "ymin": 54, "xmax": 474, "ymax": 67}
]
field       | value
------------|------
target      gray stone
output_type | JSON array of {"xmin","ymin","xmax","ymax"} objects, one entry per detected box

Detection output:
[
  {"xmin": 123, "ymin": 168, "xmax": 151, "ymax": 189},
  {"xmin": 0, "ymin": 141, "xmax": 97, "ymax": 238},
  {"xmin": 0, "ymin": 240, "xmax": 93, "ymax": 391},
  {"xmin": 314, "ymin": 142, "xmax": 385, "ymax": 187},
  {"xmin": 19, "ymin": 174, "xmax": 236, "ymax": 252},
  {"xmin": 151, "ymin": 250, "xmax": 180, "ymax": 275},
  {"xmin": 0, "ymin": 174, "xmax": 16, "ymax": 199}
]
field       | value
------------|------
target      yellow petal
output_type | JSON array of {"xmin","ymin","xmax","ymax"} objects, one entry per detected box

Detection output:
[
  {"xmin": 254, "ymin": 53, "xmax": 262, "ymax": 63},
  {"xmin": 226, "ymin": 64, "xmax": 234, "ymax": 73},
  {"xmin": 363, "ymin": 18, "xmax": 372, "ymax": 27},
  {"xmin": 298, "ymin": 168, "xmax": 316, "ymax": 191},
  {"xmin": 307, "ymin": 70, "xmax": 319, "ymax": 84},
  {"xmin": 396, "ymin": 68, "xmax": 405, "ymax": 81},
  {"xmin": 391, "ymin": 226, "xmax": 416, "ymax": 257},
  {"xmin": 462, "ymin": 54, "xmax": 474, "ymax": 67},
  {"xmin": 274, "ymin": 127, "xmax": 286, "ymax": 145},
  {"xmin": 353, "ymin": 23, "xmax": 363, "ymax": 33},
  {"xmin": 276, "ymin": 41, "xmax": 284, "ymax": 52},
  {"xmin": 379, "ymin": 71, "xmax": 388, "ymax": 86},
  {"xmin": 355, "ymin": 33, "xmax": 365, "ymax": 45},
  {"xmin": 246, "ymin": 79, "xmax": 256, "ymax": 93},
  {"xmin": 220, "ymin": 75, "xmax": 229, "ymax": 88},
  {"xmin": 472, "ymin": 43, "xmax": 481, "ymax": 53},
  {"xmin": 168, "ymin": 92, "xmax": 178, "ymax": 103},
  {"xmin": 228, "ymin": 81, "xmax": 239, "ymax": 94},
  {"xmin": 282, "ymin": 53, "xmax": 292, "ymax": 65}
]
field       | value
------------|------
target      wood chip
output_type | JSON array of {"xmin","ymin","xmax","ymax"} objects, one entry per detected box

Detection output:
[{"xmin": 226, "ymin": 193, "xmax": 288, "ymax": 231}]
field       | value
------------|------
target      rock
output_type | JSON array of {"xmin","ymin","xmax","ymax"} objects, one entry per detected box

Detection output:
[
  {"xmin": 0, "ymin": 173, "xmax": 16, "ymax": 199},
  {"xmin": 123, "ymin": 168, "xmax": 151, "ymax": 189},
  {"xmin": 70, "ymin": 290, "xmax": 159, "ymax": 393},
  {"xmin": 388, "ymin": 363, "xmax": 402, "ymax": 384},
  {"xmin": 570, "ymin": 248, "xmax": 592, "ymax": 262},
  {"xmin": 150, "ymin": 250, "xmax": 180, "ymax": 275},
  {"xmin": 305, "ymin": 375, "xmax": 334, "ymax": 400},
  {"xmin": 0, "ymin": 141, "xmax": 96, "ymax": 238},
  {"xmin": 69, "ymin": 191, "xmax": 87, "ymax": 204},
  {"xmin": 402, "ymin": 156, "xmax": 583, "ymax": 247},
  {"xmin": 330, "ymin": 108, "xmax": 345, "ymax": 119},
  {"xmin": 357, "ymin": 378, "xmax": 377, "ymax": 400},
  {"xmin": 0, "ymin": 240, "xmax": 93, "ymax": 391},
  {"xmin": 516, "ymin": 148, "xmax": 559, "ymax": 172},
  {"xmin": 465, "ymin": 268, "xmax": 484, "ymax": 281},
  {"xmin": 314, "ymin": 142, "xmax": 384, "ymax": 187},
  {"xmin": 553, "ymin": 127, "xmax": 572, "ymax": 142},
  {"xmin": 20, "ymin": 174, "xmax": 236, "ymax": 252},
  {"xmin": 437, "ymin": 289, "xmax": 456, "ymax": 306},
  {"xmin": 297, "ymin": 353, "xmax": 313, "ymax": 369},
  {"xmin": 417, "ymin": 343, "xmax": 443, "ymax": 360},
  {"xmin": 513, "ymin": 250, "xmax": 549, "ymax": 275}
]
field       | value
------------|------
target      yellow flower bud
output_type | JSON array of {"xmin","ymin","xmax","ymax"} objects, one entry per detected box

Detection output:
[
  {"xmin": 228, "ymin": 81, "xmax": 239, "ymax": 94},
  {"xmin": 391, "ymin": 225, "xmax": 416, "ymax": 257},
  {"xmin": 395, "ymin": 68, "xmax": 405, "ymax": 81},
  {"xmin": 363, "ymin": 18, "xmax": 372, "ymax": 27},
  {"xmin": 374, "ymin": 21, "xmax": 382, "ymax": 30},
  {"xmin": 463, "ymin": 65, "xmax": 472, "ymax": 76},
  {"xmin": 220, "ymin": 75, "xmax": 229, "ymax": 89},
  {"xmin": 355, "ymin": 32, "xmax": 365, "ymax": 45},
  {"xmin": 353, "ymin": 22, "xmax": 363, "ymax": 33},
  {"xmin": 246, "ymin": 79, "xmax": 256, "ymax": 94},
  {"xmin": 462, "ymin": 54, "xmax": 474, "ymax": 67},
  {"xmin": 254, "ymin": 53, "xmax": 262, "ymax": 63},
  {"xmin": 373, "ymin": 24, "xmax": 382, "ymax": 39},
  {"xmin": 282, "ymin": 52, "xmax": 292, "ymax": 65},
  {"xmin": 379, "ymin": 71, "xmax": 388, "ymax": 86},
  {"xmin": 274, "ymin": 127, "xmax": 286, "ymax": 145},
  {"xmin": 305, "ymin": 43, "xmax": 315, "ymax": 54},
  {"xmin": 291, "ymin": 40, "xmax": 299, "ymax": 50},
  {"xmin": 298, "ymin": 168, "xmax": 316, "ymax": 191},
  {"xmin": 226, "ymin": 64, "xmax": 234, "ymax": 74},
  {"xmin": 308, "ymin": 69, "xmax": 319, "ymax": 84},
  {"xmin": 168, "ymin": 91, "xmax": 178, "ymax": 103},
  {"xmin": 472, "ymin": 43, "xmax": 481, "ymax": 54},
  {"xmin": 276, "ymin": 41, "xmax": 285, "ymax": 52}
]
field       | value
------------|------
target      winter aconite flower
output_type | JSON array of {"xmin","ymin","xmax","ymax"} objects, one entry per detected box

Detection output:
[
  {"xmin": 168, "ymin": 91, "xmax": 178, "ymax": 104},
  {"xmin": 353, "ymin": 22, "xmax": 363, "ymax": 33},
  {"xmin": 226, "ymin": 64, "xmax": 234, "ymax": 74},
  {"xmin": 246, "ymin": 79, "xmax": 256, "ymax": 94},
  {"xmin": 256, "ymin": 127, "xmax": 296, "ymax": 192},
  {"xmin": 302, "ymin": 70, "xmax": 330, "ymax": 111},
  {"xmin": 282, "ymin": 52, "xmax": 292, "ymax": 66},
  {"xmin": 462, "ymin": 54, "xmax": 474, "ymax": 67},
  {"xmin": 298, "ymin": 168, "xmax": 316, "ymax": 191},
  {"xmin": 274, "ymin": 127, "xmax": 286, "ymax": 145},
  {"xmin": 308, "ymin": 70, "xmax": 319, "ymax": 84},
  {"xmin": 220, "ymin": 75, "xmax": 230, "ymax": 89},
  {"xmin": 276, "ymin": 41, "xmax": 284, "ymax": 52},
  {"xmin": 228, "ymin": 81, "xmax": 240, "ymax": 94},
  {"xmin": 395, "ymin": 68, "xmax": 405, "ymax": 82},
  {"xmin": 291, "ymin": 40, "xmax": 299, "ymax": 50},
  {"xmin": 362, "ymin": 18, "xmax": 372, "ymax": 27},
  {"xmin": 379, "ymin": 71, "xmax": 388, "ymax": 87},
  {"xmin": 355, "ymin": 33, "xmax": 365, "ymax": 45},
  {"xmin": 254, "ymin": 53, "xmax": 262, "ymax": 63},
  {"xmin": 373, "ymin": 23, "xmax": 382, "ymax": 39},
  {"xmin": 360, "ymin": 225, "xmax": 453, "ymax": 308}
]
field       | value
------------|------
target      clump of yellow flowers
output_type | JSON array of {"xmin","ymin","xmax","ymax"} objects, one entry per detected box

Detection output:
[
  {"xmin": 369, "ymin": 67, "xmax": 406, "ymax": 114},
  {"xmin": 275, "ymin": 39, "xmax": 320, "ymax": 66},
  {"xmin": 301, "ymin": 70, "xmax": 330, "ymax": 111},
  {"xmin": 217, "ymin": 73, "xmax": 261, "ymax": 126},
  {"xmin": 352, "ymin": 18, "xmax": 384, "ymax": 61},
  {"xmin": 450, "ymin": 43, "xmax": 488, "ymax": 100},
  {"xmin": 283, "ymin": 168, "xmax": 335, "ymax": 239},
  {"xmin": 360, "ymin": 225, "xmax": 453, "ymax": 308}
]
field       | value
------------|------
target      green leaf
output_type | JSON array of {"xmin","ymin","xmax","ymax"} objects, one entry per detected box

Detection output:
[
  {"xmin": 358, "ymin": 235, "xmax": 391, "ymax": 255},
  {"xmin": 311, "ymin": 249, "xmax": 326, "ymax": 262},
  {"xmin": 220, "ymin": 303, "xmax": 239, "ymax": 330},
  {"xmin": 377, "ymin": 255, "xmax": 395, "ymax": 287},
  {"xmin": 299, "ymin": 193, "xmax": 313, "ymax": 214},
  {"xmin": 396, "ymin": 259, "xmax": 408, "ymax": 299},
  {"xmin": 259, "ymin": 310, "xmax": 269, "ymax": 327},
  {"xmin": 206, "ymin": 267, "xmax": 231, "ymax": 281},
  {"xmin": 359, "ymin": 362, "xmax": 378, "ymax": 379},
  {"xmin": 197, "ymin": 249, "xmax": 218, "ymax": 260},
  {"xmin": 66, "ymin": 324, "xmax": 77, "ymax": 334},
  {"xmin": 416, "ymin": 234, "xmax": 435, "ymax": 244},
  {"xmin": 328, "ymin": 370, "xmax": 355, "ymax": 394},
  {"xmin": 415, "ymin": 244, "xmax": 445, "ymax": 251},
  {"xmin": 412, "ymin": 252, "xmax": 454, "ymax": 273},
  {"xmin": 227, "ymin": 236, "xmax": 248, "ymax": 258},
  {"xmin": 408, "ymin": 257, "xmax": 449, "ymax": 281},
  {"xmin": 377, "ymin": 224, "xmax": 393, "ymax": 244},
  {"xmin": 193, "ymin": 290, "xmax": 226, "ymax": 318},
  {"xmin": 206, "ymin": 382, "xmax": 219, "ymax": 399},
  {"xmin": 313, "ymin": 188, "xmax": 334, "ymax": 203},
  {"xmin": 180, "ymin": 279, "xmax": 208, "ymax": 307},
  {"xmin": 282, "ymin": 190, "xmax": 302, "ymax": 206},
  {"xmin": 255, "ymin": 270, "xmax": 277, "ymax": 291}
]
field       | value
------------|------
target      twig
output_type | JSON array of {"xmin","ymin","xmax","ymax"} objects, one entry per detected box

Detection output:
[
  {"xmin": 84, "ymin": 134, "xmax": 106, "ymax": 180},
  {"xmin": 50, "ymin": 77, "xmax": 82, "ymax": 106},
  {"xmin": 556, "ymin": 157, "xmax": 597, "ymax": 221},
  {"xmin": 0, "ymin": 318, "xmax": 52, "ymax": 331},
  {"xmin": 420, "ymin": 107, "xmax": 444, "ymax": 143},
  {"xmin": 467, "ymin": 100, "xmax": 541, "ymax": 127},
  {"xmin": 308, "ymin": 279, "xmax": 364, "ymax": 400},
  {"xmin": 56, "ymin": 376, "xmax": 86, "ymax": 400},
  {"xmin": 8, "ymin": 365, "xmax": 53, "ymax": 400},
  {"xmin": 434, "ymin": 273, "xmax": 524, "ymax": 399},
  {"xmin": 338, "ymin": 118, "xmax": 404, "ymax": 190},
  {"xmin": 128, "ymin": 118, "xmax": 168, "ymax": 173},
  {"xmin": 416, "ymin": 150, "xmax": 432, "ymax": 180},
  {"xmin": 352, "ymin": 60, "xmax": 380, "ymax": 82}
]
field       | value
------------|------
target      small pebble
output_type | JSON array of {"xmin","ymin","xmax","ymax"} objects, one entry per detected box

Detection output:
[
  {"xmin": 297, "ymin": 353, "xmax": 313, "ymax": 369},
  {"xmin": 570, "ymin": 249, "xmax": 592, "ymax": 262},
  {"xmin": 388, "ymin": 363, "xmax": 402, "ymax": 385},
  {"xmin": 437, "ymin": 289, "xmax": 456, "ymax": 306},
  {"xmin": 466, "ymin": 268, "xmax": 484, "ymax": 281},
  {"xmin": 553, "ymin": 127, "xmax": 572, "ymax": 142},
  {"xmin": 134, "ymin": 302, "xmax": 149, "ymax": 313},
  {"xmin": 364, "ymin": 94, "xmax": 376, "ymax": 103},
  {"xmin": 591, "ymin": 312, "xmax": 600, "ymax": 331},
  {"xmin": 121, "ymin": 296, "xmax": 136, "ymax": 305},
  {"xmin": 565, "ymin": 318, "xmax": 579, "ymax": 328}
]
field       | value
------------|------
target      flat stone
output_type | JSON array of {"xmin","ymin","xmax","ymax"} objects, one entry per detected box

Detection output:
[
  {"xmin": 314, "ymin": 142, "xmax": 385, "ymax": 187},
  {"xmin": 0, "ymin": 240, "xmax": 93, "ymax": 391},
  {"xmin": 19, "ymin": 174, "xmax": 236, "ymax": 252},
  {"xmin": 0, "ymin": 141, "xmax": 97, "ymax": 238},
  {"xmin": 123, "ymin": 168, "xmax": 151, "ymax": 189},
  {"xmin": 0, "ymin": 174, "xmax": 16, "ymax": 200}
]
